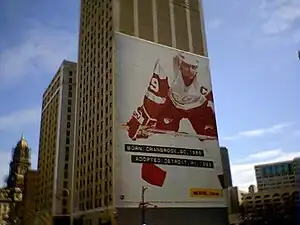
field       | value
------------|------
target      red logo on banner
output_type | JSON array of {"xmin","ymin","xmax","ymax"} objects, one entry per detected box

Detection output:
[{"xmin": 141, "ymin": 163, "xmax": 167, "ymax": 187}]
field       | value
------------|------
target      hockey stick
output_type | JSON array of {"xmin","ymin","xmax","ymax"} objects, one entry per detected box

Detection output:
[{"xmin": 120, "ymin": 123, "xmax": 217, "ymax": 141}]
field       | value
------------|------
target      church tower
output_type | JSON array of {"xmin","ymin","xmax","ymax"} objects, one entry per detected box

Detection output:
[
  {"xmin": 6, "ymin": 135, "xmax": 31, "ymax": 189},
  {"xmin": 5, "ymin": 135, "xmax": 32, "ymax": 224}
]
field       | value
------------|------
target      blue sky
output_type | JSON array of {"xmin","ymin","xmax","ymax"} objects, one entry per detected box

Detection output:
[{"xmin": 0, "ymin": 0, "xmax": 299, "ymax": 190}]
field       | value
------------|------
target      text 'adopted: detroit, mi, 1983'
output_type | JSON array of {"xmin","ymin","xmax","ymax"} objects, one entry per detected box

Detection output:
[{"xmin": 125, "ymin": 144, "xmax": 214, "ymax": 168}]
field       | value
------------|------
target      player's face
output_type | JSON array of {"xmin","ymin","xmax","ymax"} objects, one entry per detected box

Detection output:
[{"xmin": 180, "ymin": 61, "xmax": 197, "ymax": 80}]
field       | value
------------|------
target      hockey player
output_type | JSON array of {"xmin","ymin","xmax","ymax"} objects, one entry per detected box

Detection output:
[
  {"xmin": 125, "ymin": 52, "xmax": 219, "ymax": 188},
  {"xmin": 126, "ymin": 52, "xmax": 218, "ymax": 141}
]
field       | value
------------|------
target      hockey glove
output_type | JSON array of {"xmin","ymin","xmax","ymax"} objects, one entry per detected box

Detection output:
[{"xmin": 127, "ymin": 106, "xmax": 157, "ymax": 140}]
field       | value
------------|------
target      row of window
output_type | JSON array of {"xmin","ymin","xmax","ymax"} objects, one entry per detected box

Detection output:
[
  {"xmin": 60, "ymin": 70, "xmax": 75, "ymax": 214},
  {"xmin": 74, "ymin": 0, "xmax": 114, "ymax": 211},
  {"xmin": 42, "ymin": 74, "xmax": 60, "ymax": 106},
  {"xmin": 37, "ymin": 93, "xmax": 59, "ymax": 208}
]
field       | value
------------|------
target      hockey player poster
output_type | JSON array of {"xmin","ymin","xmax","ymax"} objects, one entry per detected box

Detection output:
[{"xmin": 114, "ymin": 32, "xmax": 226, "ymax": 208}]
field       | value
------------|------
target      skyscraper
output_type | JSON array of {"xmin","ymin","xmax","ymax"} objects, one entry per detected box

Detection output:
[
  {"xmin": 36, "ymin": 60, "xmax": 77, "ymax": 223},
  {"xmin": 72, "ymin": 0, "xmax": 227, "ymax": 224},
  {"xmin": 220, "ymin": 147, "xmax": 233, "ymax": 188}
]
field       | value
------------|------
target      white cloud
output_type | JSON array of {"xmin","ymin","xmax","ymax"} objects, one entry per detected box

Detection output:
[
  {"xmin": 0, "ymin": 149, "xmax": 38, "ymax": 187},
  {"xmin": 0, "ymin": 23, "xmax": 77, "ymax": 86},
  {"xmin": 0, "ymin": 107, "xmax": 41, "ymax": 131},
  {"xmin": 223, "ymin": 122, "xmax": 292, "ymax": 141},
  {"xmin": 259, "ymin": 0, "xmax": 300, "ymax": 35},
  {"xmin": 247, "ymin": 148, "xmax": 282, "ymax": 161},
  {"xmin": 232, "ymin": 149, "xmax": 300, "ymax": 191}
]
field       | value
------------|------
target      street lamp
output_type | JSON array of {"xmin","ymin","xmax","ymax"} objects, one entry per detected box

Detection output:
[
  {"xmin": 140, "ymin": 186, "xmax": 148, "ymax": 225},
  {"xmin": 139, "ymin": 186, "xmax": 157, "ymax": 225}
]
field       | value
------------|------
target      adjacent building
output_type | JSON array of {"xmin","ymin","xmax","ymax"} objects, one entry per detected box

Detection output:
[
  {"xmin": 225, "ymin": 187, "xmax": 246, "ymax": 225},
  {"xmin": 224, "ymin": 186, "xmax": 239, "ymax": 214},
  {"xmin": 7, "ymin": 136, "xmax": 31, "ymax": 189},
  {"xmin": 36, "ymin": 60, "xmax": 77, "ymax": 223},
  {"xmin": 255, "ymin": 158, "xmax": 300, "ymax": 191},
  {"xmin": 22, "ymin": 170, "xmax": 38, "ymax": 225},
  {"xmin": 237, "ymin": 159, "xmax": 300, "ymax": 223},
  {"xmin": 6, "ymin": 136, "xmax": 31, "ymax": 223},
  {"xmin": 0, "ymin": 203, "xmax": 9, "ymax": 225},
  {"xmin": 248, "ymin": 185, "xmax": 257, "ymax": 194},
  {"xmin": 0, "ymin": 136, "xmax": 31, "ymax": 225},
  {"xmin": 220, "ymin": 147, "xmax": 233, "ymax": 188},
  {"xmin": 72, "ymin": 0, "xmax": 227, "ymax": 225},
  {"xmin": 241, "ymin": 188, "xmax": 299, "ymax": 216}
]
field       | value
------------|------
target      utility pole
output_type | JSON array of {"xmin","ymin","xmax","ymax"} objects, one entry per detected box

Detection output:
[
  {"xmin": 140, "ymin": 186, "xmax": 148, "ymax": 225},
  {"xmin": 139, "ymin": 186, "xmax": 157, "ymax": 225}
]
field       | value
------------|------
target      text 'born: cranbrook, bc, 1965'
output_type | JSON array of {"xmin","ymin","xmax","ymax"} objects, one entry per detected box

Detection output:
[{"xmin": 125, "ymin": 144, "xmax": 204, "ymax": 157}]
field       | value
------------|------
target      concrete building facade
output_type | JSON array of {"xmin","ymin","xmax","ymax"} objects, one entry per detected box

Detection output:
[
  {"xmin": 36, "ymin": 60, "xmax": 77, "ymax": 222},
  {"xmin": 248, "ymin": 185, "xmax": 258, "ymax": 194},
  {"xmin": 241, "ymin": 188, "xmax": 299, "ymax": 215},
  {"xmin": 72, "ymin": 0, "xmax": 227, "ymax": 225},
  {"xmin": 0, "ymin": 202, "xmax": 9, "ymax": 225},
  {"xmin": 255, "ymin": 158, "xmax": 299, "ymax": 191}
]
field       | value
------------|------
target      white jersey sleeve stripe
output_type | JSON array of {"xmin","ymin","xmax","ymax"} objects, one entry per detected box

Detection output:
[
  {"xmin": 145, "ymin": 90, "xmax": 166, "ymax": 104},
  {"xmin": 153, "ymin": 59, "xmax": 167, "ymax": 79}
]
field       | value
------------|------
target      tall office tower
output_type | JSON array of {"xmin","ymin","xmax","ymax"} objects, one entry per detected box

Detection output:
[
  {"xmin": 220, "ymin": 147, "xmax": 233, "ymax": 188},
  {"xmin": 255, "ymin": 158, "xmax": 299, "ymax": 191},
  {"xmin": 36, "ymin": 60, "xmax": 77, "ymax": 223},
  {"xmin": 73, "ymin": 0, "xmax": 227, "ymax": 225}
]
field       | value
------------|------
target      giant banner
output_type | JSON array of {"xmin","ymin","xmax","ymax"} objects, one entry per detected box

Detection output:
[{"xmin": 114, "ymin": 32, "xmax": 226, "ymax": 208}]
